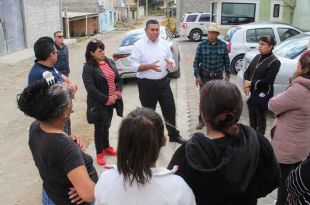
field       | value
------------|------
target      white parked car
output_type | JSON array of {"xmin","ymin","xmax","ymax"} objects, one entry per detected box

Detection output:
[
  {"xmin": 237, "ymin": 33, "xmax": 310, "ymax": 95},
  {"xmin": 113, "ymin": 26, "xmax": 180, "ymax": 79},
  {"xmin": 179, "ymin": 12, "xmax": 211, "ymax": 42},
  {"xmin": 224, "ymin": 22, "xmax": 302, "ymax": 74}
]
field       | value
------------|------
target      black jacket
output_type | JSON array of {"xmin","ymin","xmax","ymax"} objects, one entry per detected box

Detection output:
[
  {"xmin": 244, "ymin": 52, "xmax": 280, "ymax": 95},
  {"xmin": 168, "ymin": 124, "xmax": 280, "ymax": 205},
  {"xmin": 82, "ymin": 57, "xmax": 123, "ymax": 124}
]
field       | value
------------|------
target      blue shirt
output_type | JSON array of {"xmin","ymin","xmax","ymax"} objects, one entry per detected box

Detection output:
[
  {"xmin": 28, "ymin": 62, "xmax": 64, "ymax": 85},
  {"xmin": 193, "ymin": 39, "xmax": 231, "ymax": 77}
]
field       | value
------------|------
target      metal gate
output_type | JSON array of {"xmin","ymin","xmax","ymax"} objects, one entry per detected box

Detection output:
[{"xmin": 0, "ymin": 0, "xmax": 26, "ymax": 56}]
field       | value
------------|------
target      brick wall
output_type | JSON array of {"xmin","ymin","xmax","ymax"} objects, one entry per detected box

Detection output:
[{"xmin": 23, "ymin": 0, "xmax": 61, "ymax": 48}]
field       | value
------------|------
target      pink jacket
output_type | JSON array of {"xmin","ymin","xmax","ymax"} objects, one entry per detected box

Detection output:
[{"xmin": 268, "ymin": 76, "xmax": 310, "ymax": 164}]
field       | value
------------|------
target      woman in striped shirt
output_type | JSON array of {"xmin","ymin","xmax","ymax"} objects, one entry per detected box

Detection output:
[{"xmin": 82, "ymin": 39, "xmax": 123, "ymax": 165}]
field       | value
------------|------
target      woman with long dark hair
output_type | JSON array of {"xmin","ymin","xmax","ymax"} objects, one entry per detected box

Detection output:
[
  {"xmin": 82, "ymin": 39, "xmax": 123, "ymax": 165},
  {"xmin": 168, "ymin": 80, "xmax": 280, "ymax": 205},
  {"xmin": 243, "ymin": 35, "xmax": 281, "ymax": 135},
  {"xmin": 269, "ymin": 51, "xmax": 310, "ymax": 205},
  {"xmin": 17, "ymin": 78, "xmax": 97, "ymax": 205},
  {"xmin": 95, "ymin": 107, "xmax": 196, "ymax": 205}
]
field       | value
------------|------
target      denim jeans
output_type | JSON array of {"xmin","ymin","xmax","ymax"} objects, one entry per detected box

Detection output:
[
  {"xmin": 42, "ymin": 189, "xmax": 56, "ymax": 205},
  {"xmin": 42, "ymin": 189, "xmax": 95, "ymax": 205}
]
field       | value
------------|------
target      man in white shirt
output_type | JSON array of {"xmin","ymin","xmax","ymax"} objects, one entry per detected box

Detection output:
[{"xmin": 130, "ymin": 19, "xmax": 185, "ymax": 143}]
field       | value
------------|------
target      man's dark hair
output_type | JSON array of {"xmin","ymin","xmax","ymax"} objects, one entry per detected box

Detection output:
[
  {"xmin": 117, "ymin": 107, "xmax": 164, "ymax": 187},
  {"xmin": 200, "ymin": 80, "xmax": 243, "ymax": 137},
  {"xmin": 53, "ymin": 31, "xmax": 62, "ymax": 37},
  {"xmin": 145, "ymin": 19, "xmax": 159, "ymax": 28},
  {"xmin": 34, "ymin": 36, "xmax": 55, "ymax": 61}
]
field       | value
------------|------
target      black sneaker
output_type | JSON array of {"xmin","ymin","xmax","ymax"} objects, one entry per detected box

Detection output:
[{"xmin": 169, "ymin": 135, "xmax": 187, "ymax": 144}]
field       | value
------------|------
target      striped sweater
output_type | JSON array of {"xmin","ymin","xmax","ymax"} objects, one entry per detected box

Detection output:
[
  {"xmin": 287, "ymin": 157, "xmax": 310, "ymax": 205},
  {"xmin": 99, "ymin": 62, "xmax": 121, "ymax": 105}
]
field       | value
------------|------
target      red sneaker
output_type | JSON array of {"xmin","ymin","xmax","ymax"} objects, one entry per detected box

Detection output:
[
  {"xmin": 102, "ymin": 147, "xmax": 117, "ymax": 156},
  {"xmin": 96, "ymin": 153, "xmax": 106, "ymax": 165}
]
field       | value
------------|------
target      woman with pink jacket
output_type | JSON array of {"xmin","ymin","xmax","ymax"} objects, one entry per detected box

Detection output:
[{"xmin": 268, "ymin": 51, "xmax": 310, "ymax": 205}]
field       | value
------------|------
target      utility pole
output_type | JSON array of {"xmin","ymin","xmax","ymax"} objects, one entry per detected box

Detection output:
[
  {"xmin": 64, "ymin": 7, "xmax": 70, "ymax": 39},
  {"xmin": 137, "ymin": 0, "xmax": 139, "ymax": 20}
]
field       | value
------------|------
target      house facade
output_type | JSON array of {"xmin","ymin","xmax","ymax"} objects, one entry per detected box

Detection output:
[
  {"xmin": 176, "ymin": 0, "xmax": 309, "ymax": 31},
  {"xmin": 62, "ymin": 0, "xmax": 115, "ymax": 34},
  {"xmin": 0, "ymin": 0, "xmax": 61, "ymax": 56}
]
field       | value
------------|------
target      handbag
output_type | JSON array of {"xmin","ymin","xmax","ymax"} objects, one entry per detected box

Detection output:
[{"xmin": 247, "ymin": 84, "xmax": 272, "ymax": 110}]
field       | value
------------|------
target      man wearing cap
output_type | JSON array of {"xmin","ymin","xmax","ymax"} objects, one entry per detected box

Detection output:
[{"xmin": 193, "ymin": 23, "xmax": 231, "ymax": 129}]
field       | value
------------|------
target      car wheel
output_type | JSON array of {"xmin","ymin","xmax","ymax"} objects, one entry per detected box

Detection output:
[
  {"xmin": 189, "ymin": 29, "xmax": 202, "ymax": 42},
  {"xmin": 231, "ymin": 55, "xmax": 244, "ymax": 74}
]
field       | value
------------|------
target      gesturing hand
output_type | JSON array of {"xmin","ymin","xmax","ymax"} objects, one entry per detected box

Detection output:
[
  {"xmin": 165, "ymin": 59, "xmax": 174, "ymax": 71},
  {"xmin": 150, "ymin": 60, "xmax": 161, "ymax": 72}
]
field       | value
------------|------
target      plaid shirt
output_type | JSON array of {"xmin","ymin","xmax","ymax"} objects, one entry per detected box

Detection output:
[{"xmin": 193, "ymin": 39, "xmax": 231, "ymax": 77}]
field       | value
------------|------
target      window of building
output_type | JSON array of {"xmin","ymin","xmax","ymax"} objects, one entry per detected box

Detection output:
[
  {"xmin": 199, "ymin": 14, "xmax": 210, "ymax": 22},
  {"xmin": 246, "ymin": 28, "xmax": 275, "ymax": 43},
  {"xmin": 211, "ymin": 2, "xmax": 217, "ymax": 22},
  {"xmin": 186, "ymin": 15, "xmax": 198, "ymax": 22},
  {"xmin": 273, "ymin": 4, "xmax": 280, "ymax": 18},
  {"xmin": 221, "ymin": 3, "xmax": 256, "ymax": 25}
]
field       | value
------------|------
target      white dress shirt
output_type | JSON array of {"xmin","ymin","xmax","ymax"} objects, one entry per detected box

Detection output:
[
  {"xmin": 95, "ymin": 166, "xmax": 196, "ymax": 205},
  {"xmin": 130, "ymin": 36, "xmax": 175, "ymax": 80}
]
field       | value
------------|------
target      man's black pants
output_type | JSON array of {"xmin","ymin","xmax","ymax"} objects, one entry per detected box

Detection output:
[
  {"xmin": 138, "ymin": 76, "xmax": 180, "ymax": 138},
  {"xmin": 247, "ymin": 103, "xmax": 267, "ymax": 135}
]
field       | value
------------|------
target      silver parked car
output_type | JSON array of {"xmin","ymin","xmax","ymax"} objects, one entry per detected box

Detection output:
[
  {"xmin": 113, "ymin": 26, "xmax": 180, "ymax": 79},
  {"xmin": 224, "ymin": 22, "xmax": 302, "ymax": 74},
  {"xmin": 237, "ymin": 33, "xmax": 310, "ymax": 95}
]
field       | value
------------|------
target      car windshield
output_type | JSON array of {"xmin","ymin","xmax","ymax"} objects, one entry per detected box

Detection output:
[
  {"xmin": 273, "ymin": 35, "xmax": 310, "ymax": 59},
  {"xmin": 120, "ymin": 32, "xmax": 145, "ymax": 47},
  {"xmin": 120, "ymin": 29, "xmax": 167, "ymax": 47},
  {"xmin": 224, "ymin": 27, "xmax": 238, "ymax": 42}
]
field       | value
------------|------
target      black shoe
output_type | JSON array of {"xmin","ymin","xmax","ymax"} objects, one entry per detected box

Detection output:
[
  {"xmin": 195, "ymin": 121, "xmax": 204, "ymax": 130},
  {"xmin": 169, "ymin": 135, "xmax": 187, "ymax": 144}
]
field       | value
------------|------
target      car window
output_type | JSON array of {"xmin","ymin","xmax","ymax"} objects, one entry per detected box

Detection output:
[
  {"xmin": 199, "ymin": 14, "xmax": 210, "ymax": 22},
  {"xmin": 246, "ymin": 29, "xmax": 257, "ymax": 43},
  {"xmin": 246, "ymin": 28, "xmax": 275, "ymax": 43},
  {"xmin": 224, "ymin": 27, "xmax": 239, "ymax": 42},
  {"xmin": 186, "ymin": 15, "xmax": 198, "ymax": 22},
  {"xmin": 120, "ymin": 32, "xmax": 144, "ymax": 46},
  {"xmin": 273, "ymin": 36, "xmax": 309, "ymax": 59},
  {"xmin": 277, "ymin": 28, "xmax": 300, "ymax": 42}
]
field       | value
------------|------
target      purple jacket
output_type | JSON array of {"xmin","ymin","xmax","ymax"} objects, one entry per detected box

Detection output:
[{"xmin": 269, "ymin": 76, "xmax": 310, "ymax": 164}]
